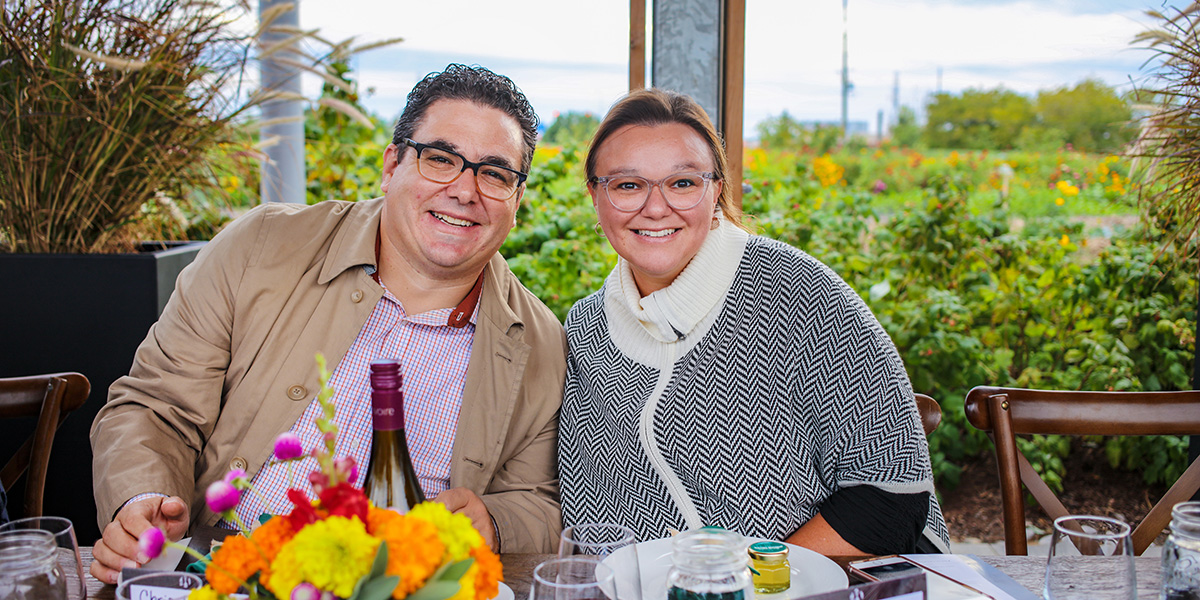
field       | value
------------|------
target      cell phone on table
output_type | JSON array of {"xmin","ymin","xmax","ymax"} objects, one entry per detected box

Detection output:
[{"xmin": 849, "ymin": 556, "xmax": 992, "ymax": 600}]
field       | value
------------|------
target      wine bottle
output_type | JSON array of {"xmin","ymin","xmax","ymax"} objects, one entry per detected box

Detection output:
[{"xmin": 363, "ymin": 359, "xmax": 425, "ymax": 512}]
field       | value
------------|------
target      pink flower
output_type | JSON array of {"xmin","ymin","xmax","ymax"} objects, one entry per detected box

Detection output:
[
  {"xmin": 138, "ymin": 527, "xmax": 165, "ymax": 560},
  {"xmin": 292, "ymin": 583, "xmax": 320, "ymax": 600},
  {"xmin": 223, "ymin": 468, "xmax": 248, "ymax": 488},
  {"xmin": 205, "ymin": 480, "xmax": 241, "ymax": 513},
  {"xmin": 274, "ymin": 432, "xmax": 304, "ymax": 461},
  {"xmin": 334, "ymin": 456, "xmax": 358, "ymax": 483},
  {"xmin": 872, "ymin": 179, "xmax": 888, "ymax": 194},
  {"xmin": 308, "ymin": 470, "xmax": 330, "ymax": 495}
]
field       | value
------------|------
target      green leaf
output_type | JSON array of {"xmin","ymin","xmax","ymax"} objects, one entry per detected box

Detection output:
[
  {"xmin": 438, "ymin": 558, "xmax": 476, "ymax": 582},
  {"xmin": 349, "ymin": 543, "xmax": 400, "ymax": 600},
  {"xmin": 405, "ymin": 559, "xmax": 476, "ymax": 600},
  {"xmin": 869, "ymin": 280, "xmax": 891, "ymax": 301},
  {"xmin": 351, "ymin": 576, "xmax": 402, "ymax": 600},
  {"xmin": 1036, "ymin": 268, "xmax": 1055, "ymax": 288},
  {"xmin": 406, "ymin": 582, "xmax": 462, "ymax": 600}
]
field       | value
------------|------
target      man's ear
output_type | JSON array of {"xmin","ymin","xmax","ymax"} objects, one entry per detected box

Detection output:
[{"xmin": 380, "ymin": 143, "xmax": 400, "ymax": 194}]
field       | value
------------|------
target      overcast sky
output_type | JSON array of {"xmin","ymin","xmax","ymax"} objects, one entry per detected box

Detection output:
[{"xmin": 299, "ymin": 0, "xmax": 1170, "ymax": 135}]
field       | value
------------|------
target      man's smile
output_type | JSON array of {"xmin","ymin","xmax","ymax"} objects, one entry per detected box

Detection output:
[{"xmin": 431, "ymin": 211, "xmax": 477, "ymax": 227}]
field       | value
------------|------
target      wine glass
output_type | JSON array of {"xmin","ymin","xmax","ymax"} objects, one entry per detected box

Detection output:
[
  {"xmin": 559, "ymin": 523, "xmax": 642, "ymax": 600},
  {"xmin": 531, "ymin": 557, "xmax": 617, "ymax": 600},
  {"xmin": 1043, "ymin": 515, "xmax": 1136, "ymax": 600},
  {"xmin": 0, "ymin": 516, "xmax": 85, "ymax": 600}
]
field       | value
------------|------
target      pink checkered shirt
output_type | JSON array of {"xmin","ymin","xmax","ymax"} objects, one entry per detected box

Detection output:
[{"xmin": 230, "ymin": 282, "xmax": 477, "ymax": 525}]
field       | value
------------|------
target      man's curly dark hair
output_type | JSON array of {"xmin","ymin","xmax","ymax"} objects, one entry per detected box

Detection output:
[{"xmin": 392, "ymin": 64, "xmax": 540, "ymax": 173}]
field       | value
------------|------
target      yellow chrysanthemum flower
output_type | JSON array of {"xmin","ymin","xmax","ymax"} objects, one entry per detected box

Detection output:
[
  {"xmin": 1055, "ymin": 180, "xmax": 1079, "ymax": 196},
  {"xmin": 187, "ymin": 587, "xmax": 221, "ymax": 600},
  {"xmin": 408, "ymin": 502, "xmax": 483, "ymax": 561},
  {"xmin": 267, "ymin": 516, "xmax": 381, "ymax": 599},
  {"xmin": 1060, "ymin": 234, "xmax": 1070, "ymax": 247},
  {"xmin": 1055, "ymin": 197, "xmax": 1065, "ymax": 206}
]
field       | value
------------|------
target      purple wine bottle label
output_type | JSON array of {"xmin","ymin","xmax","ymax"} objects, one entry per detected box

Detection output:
[{"xmin": 370, "ymin": 359, "xmax": 406, "ymax": 431}]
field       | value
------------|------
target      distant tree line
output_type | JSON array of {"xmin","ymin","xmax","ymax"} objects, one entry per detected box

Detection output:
[{"xmin": 758, "ymin": 78, "xmax": 1135, "ymax": 154}]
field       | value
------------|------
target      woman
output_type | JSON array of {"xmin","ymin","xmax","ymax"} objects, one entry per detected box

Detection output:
[{"xmin": 558, "ymin": 89, "xmax": 949, "ymax": 555}]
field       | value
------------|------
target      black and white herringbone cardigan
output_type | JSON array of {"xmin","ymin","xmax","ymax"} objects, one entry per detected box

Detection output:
[{"xmin": 559, "ymin": 223, "xmax": 950, "ymax": 550}]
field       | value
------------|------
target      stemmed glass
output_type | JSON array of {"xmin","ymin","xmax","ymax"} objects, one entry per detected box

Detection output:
[
  {"xmin": 0, "ymin": 516, "xmax": 86, "ymax": 600},
  {"xmin": 1043, "ymin": 515, "xmax": 1136, "ymax": 600},
  {"xmin": 559, "ymin": 523, "xmax": 642, "ymax": 600},
  {"xmin": 531, "ymin": 557, "xmax": 617, "ymax": 600}
]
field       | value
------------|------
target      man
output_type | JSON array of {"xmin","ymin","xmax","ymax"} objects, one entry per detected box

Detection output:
[{"xmin": 89, "ymin": 64, "xmax": 566, "ymax": 583}]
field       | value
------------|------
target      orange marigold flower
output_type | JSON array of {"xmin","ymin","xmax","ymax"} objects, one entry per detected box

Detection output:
[
  {"xmin": 206, "ymin": 535, "xmax": 267, "ymax": 595},
  {"xmin": 471, "ymin": 544, "xmax": 504, "ymax": 600},
  {"xmin": 367, "ymin": 507, "xmax": 445, "ymax": 599},
  {"xmin": 250, "ymin": 515, "xmax": 295, "ymax": 562}
]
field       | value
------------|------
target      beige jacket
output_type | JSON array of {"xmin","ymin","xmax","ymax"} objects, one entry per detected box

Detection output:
[{"xmin": 91, "ymin": 198, "xmax": 567, "ymax": 552}]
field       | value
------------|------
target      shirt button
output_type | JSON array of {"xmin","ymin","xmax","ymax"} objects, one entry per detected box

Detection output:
[
  {"xmin": 229, "ymin": 457, "xmax": 248, "ymax": 471},
  {"xmin": 287, "ymin": 385, "xmax": 307, "ymax": 400},
  {"xmin": 351, "ymin": 289, "xmax": 364, "ymax": 303}
]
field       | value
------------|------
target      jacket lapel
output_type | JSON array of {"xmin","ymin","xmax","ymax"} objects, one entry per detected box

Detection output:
[{"xmin": 450, "ymin": 254, "xmax": 531, "ymax": 493}]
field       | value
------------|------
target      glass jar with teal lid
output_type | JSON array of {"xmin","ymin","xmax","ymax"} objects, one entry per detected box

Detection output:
[{"xmin": 747, "ymin": 541, "xmax": 790, "ymax": 594}]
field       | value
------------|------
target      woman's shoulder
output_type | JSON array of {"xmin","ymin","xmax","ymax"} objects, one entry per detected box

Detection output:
[
  {"xmin": 739, "ymin": 234, "xmax": 845, "ymax": 289},
  {"xmin": 564, "ymin": 286, "xmax": 607, "ymax": 331}
]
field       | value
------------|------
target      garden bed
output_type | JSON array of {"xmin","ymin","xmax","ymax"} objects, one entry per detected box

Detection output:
[{"xmin": 941, "ymin": 442, "xmax": 1169, "ymax": 543}]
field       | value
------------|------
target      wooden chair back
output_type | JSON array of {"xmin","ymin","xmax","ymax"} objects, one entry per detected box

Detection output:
[
  {"xmin": 0, "ymin": 373, "xmax": 90, "ymax": 518},
  {"xmin": 963, "ymin": 385, "xmax": 1200, "ymax": 555},
  {"xmin": 915, "ymin": 393, "xmax": 942, "ymax": 436}
]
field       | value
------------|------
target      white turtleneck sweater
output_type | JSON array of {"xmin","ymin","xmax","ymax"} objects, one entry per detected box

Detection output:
[{"xmin": 559, "ymin": 221, "xmax": 950, "ymax": 553}]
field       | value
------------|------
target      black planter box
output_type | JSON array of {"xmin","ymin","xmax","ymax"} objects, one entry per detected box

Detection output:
[{"xmin": 0, "ymin": 241, "xmax": 204, "ymax": 543}]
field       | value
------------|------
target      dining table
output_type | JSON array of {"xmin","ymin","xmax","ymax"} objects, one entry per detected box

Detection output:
[{"xmin": 74, "ymin": 547, "xmax": 1164, "ymax": 600}]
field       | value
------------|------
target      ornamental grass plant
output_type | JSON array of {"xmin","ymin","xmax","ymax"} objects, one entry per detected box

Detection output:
[
  {"xmin": 0, "ymin": 0, "xmax": 396, "ymax": 253},
  {"xmin": 1131, "ymin": 2, "xmax": 1200, "ymax": 260}
]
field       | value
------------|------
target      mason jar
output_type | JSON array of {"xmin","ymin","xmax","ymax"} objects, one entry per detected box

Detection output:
[
  {"xmin": 0, "ymin": 529, "xmax": 67, "ymax": 600},
  {"xmin": 1163, "ymin": 501, "xmax": 1200, "ymax": 600},
  {"xmin": 666, "ymin": 528, "xmax": 754, "ymax": 600}
]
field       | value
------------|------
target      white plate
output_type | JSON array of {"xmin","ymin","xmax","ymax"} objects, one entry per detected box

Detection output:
[
  {"xmin": 627, "ymin": 537, "xmax": 848, "ymax": 600},
  {"xmin": 492, "ymin": 582, "xmax": 514, "ymax": 600}
]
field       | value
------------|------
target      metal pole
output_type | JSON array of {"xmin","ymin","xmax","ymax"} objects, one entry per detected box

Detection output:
[{"xmin": 258, "ymin": 0, "xmax": 306, "ymax": 204}]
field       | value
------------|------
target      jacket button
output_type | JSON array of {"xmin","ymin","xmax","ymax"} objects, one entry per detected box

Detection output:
[
  {"xmin": 351, "ymin": 289, "xmax": 364, "ymax": 303},
  {"xmin": 229, "ymin": 457, "xmax": 248, "ymax": 471},
  {"xmin": 287, "ymin": 385, "xmax": 307, "ymax": 400}
]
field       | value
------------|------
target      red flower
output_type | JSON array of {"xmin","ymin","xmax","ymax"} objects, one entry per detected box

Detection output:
[
  {"xmin": 320, "ymin": 482, "xmax": 369, "ymax": 523},
  {"xmin": 286, "ymin": 488, "xmax": 320, "ymax": 529}
]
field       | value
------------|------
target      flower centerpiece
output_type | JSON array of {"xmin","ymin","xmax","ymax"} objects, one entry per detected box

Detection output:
[{"xmin": 138, "ymin": 355, "xmax": 503, "ymax": 600}]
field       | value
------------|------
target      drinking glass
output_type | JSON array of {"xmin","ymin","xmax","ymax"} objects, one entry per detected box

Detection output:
[
  {"xmin": 115, "ymin": 572, "xmax": 203, "ymax": 600},
  {"xmin": 0, "ymin": 516, "xmax": 85, "ymax": 600},
  {"xmin": 1163, "ymin": 501, "xmax": 1200, "ymax": 600},
  {"xmin": 1043, "ymin": 515, "xmax": 1136, "ymax": 600},
  {"xmin": 560, "ymin": 523, "xmax": 642, "ymax": 600},
  {"xmin": 531, "ymin": 557, "xmax": 617, "ymax": 600}
]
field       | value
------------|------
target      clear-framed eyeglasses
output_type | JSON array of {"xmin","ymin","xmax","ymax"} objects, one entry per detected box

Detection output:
[
  {"xmin": 590, "ymin": 171, "xmax": 717, "ymax": 212},
  {"xmin": 402, "ymin": 138, "xmax": 528, "ymax": 201}
]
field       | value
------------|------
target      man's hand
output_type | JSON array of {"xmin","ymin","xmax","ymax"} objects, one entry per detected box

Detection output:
[
  {"xmin": 433, "ymin": 487, "xmax": 497, "ymax": 552},
  {"xmin": 90, "ymin": 496, "xmax": 190, "ymax": 585}
]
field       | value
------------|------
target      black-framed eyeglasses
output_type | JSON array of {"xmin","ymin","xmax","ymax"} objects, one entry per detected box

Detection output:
[
  {"xmin": 402, "ymin": 138, "xmax": 528, "ymax": 201},
  {"xmin": 590, "ymin": 171, "xmax": 717, "ymax": 212}
]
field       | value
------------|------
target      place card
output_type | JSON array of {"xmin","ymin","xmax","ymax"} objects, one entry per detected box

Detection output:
[{"xmin": 127, "ymin": 584, "xmax": 193, "ymax": 600}]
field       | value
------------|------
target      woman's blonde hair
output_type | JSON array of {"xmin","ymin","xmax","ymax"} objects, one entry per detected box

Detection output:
[{"xmin": 585, "ymin": 88, "xmax": 748, "ymax": 230}]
